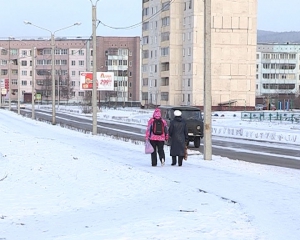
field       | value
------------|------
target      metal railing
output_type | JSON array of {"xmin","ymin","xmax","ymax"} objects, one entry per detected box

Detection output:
[{"xmin": 241, "ymin": 111, "xmax": 300, "ymax": 123}]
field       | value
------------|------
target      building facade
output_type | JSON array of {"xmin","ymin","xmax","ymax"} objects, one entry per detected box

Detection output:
[
  {"xmin": 256, "ymin": 43, "xmax": 300, "ymax": 104},
  {"xmin": 0, "ymin": 36, "xmax": 140, "ymax": 106},
  {"xmin": 141, "ymin": 0, "xmax": 257, "ymax": 109}
]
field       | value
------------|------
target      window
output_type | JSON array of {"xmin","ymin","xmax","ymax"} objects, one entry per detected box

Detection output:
[
  {"xmin": 1, "ymin": 60, "xmax": 7, "ymax": 65},
  {"xmin": 161, "ymin": 92, "xmax": 169, "ymax": 101},
  {"xmin": 21, "ymin": 60, "xmax": 27, "ymax": 66},
  {"xmin": 1, "ymin": 49, "xmax": 8, "ymax": 55},
  {"xmin": 188, "ymin": 78, "xmax": 190, "ymax": 87},
  {"xmin": 143, "ymin": 36, "xmax": 149, "ymax": 44},
  {"xmin": 143, "ymin": 50, "xmax": 149, "ymax": 59},
  {"xmin": 1, "ymin": 69, "xmax": 8, "ymax": 75},
  {"xmin": 72, "ymin": 71, "xmax": 75, "ymax": 76},
  {"xmin": 161, "ymin": 47, "xmax": 169, "ymax": 56},
  {"xmin": 162, "ymin": 17, "xmax": 170, "ymax": 26},
  {"xmin": 142, "ymin": 7, "xmax": 149, "ymax": 16},
  {"xmin": 79, "ymin": 60, "xmax": 84, "ymax": 66},
  {"xmin": 10, "ymin": 49, "xmax": 18, "ymax": 55},
  {"xmin": 161, "ymin": 32, "xmax": 170, "ymax": 42},
  {"xmin": 142, "ymin": 64, "xmax": 148, "ymax": 72},
  {"xmin": 21, "ymin": 70, "xmax": 27, "ymax": 76},
  {"xmin": 21, "ymin": 80, "xmax": 27, "ymax": 86},
  {"xmin": 162, "ymin": 1, "xmax": 170, "ymax": 11},
  {"xmin": 78, "ymin": 50, "xmax": 84, "ymax": 56},
  {"xmin": 142, "ymin": 21, "xmax": 149, "ymax": 31},
  {"xmin": 161, "ymin": 62, "xmax": 169, "ymax": 71},
  {"xmin": 161, "ymin": 77, "xmax": 169, "ymax": 86},
  {"xmin": 142, "ymin": 92, "xmax": 148, "ymax": 100}
]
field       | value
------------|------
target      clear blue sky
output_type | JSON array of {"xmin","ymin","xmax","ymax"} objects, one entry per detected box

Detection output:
[{"xmin": 0, "ymin": 0, "xmax": 298, "ymax": 39}]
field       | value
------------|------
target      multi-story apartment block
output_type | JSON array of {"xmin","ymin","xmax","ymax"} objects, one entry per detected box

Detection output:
[
  {"xmin": 0, "ymin": 36, "xmax": 140, "ymax": 106},
  {"xmin": 141, "ymin": 0, "xmax": 257, "ymax": 109},
  {"xmin": 256, "ymin": 43, "xmax": 300, "ymax": 108}
]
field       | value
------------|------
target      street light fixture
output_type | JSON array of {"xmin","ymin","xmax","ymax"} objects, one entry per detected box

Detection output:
[{"xmin": 24, "ymin": 21, "xmax": 81, "ymax": 125}]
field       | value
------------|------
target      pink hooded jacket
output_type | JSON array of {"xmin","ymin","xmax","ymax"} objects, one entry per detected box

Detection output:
[{"xmin": 145, "ymin": 108, "xmax": 169, "ymax": 141}]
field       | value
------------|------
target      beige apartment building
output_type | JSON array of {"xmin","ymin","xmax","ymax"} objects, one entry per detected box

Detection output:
[
  {"xmin": 0, "ymin": 36, "xmax": 140, "ymax": 106},
  {"xmin": 141, "ymin": 0, "xmax": 257, "ymax": 109}
]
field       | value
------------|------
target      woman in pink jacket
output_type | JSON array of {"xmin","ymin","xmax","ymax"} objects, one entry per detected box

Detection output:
[{"xmin": 145, "ymin": 108, "xmax": 169, "ymax": 166}]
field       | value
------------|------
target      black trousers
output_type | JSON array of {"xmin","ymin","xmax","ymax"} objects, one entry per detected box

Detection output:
[
  {"xmin": 150, "ymin": 140, "xmax": 165, "ymax": 166},
  {"xmin": 172, "ymin": 156, "xmax": 184, "ymax": 166}
]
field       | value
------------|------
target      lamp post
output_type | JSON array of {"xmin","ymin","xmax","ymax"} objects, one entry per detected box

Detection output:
[
  {"xmin": 32, "ymin": 47, "xmax": 36, "ymax": 119},
  {"xmin": 8, "ymin": 37, "xmax": 12, "ymax": 111},
  {"xmin": 89, "ymin": 0, "xmax": 100, "ymax": 135},
  {"xmin": 24, "ymin": 21, "xmax": 81, "ymax": 125}
]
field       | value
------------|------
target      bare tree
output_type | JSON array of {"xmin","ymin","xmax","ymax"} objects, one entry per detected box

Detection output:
[
  {"xmin": 81, "ymin": 91, "xmax": 92, "ymax": 113},
  {"xmin": 59, "ymin": 74, "xmax": 74, "ymax": 105}
]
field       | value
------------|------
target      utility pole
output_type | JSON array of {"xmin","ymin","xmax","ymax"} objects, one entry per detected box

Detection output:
[
  {"xmin": 203, "ymin": 0, "xmax": 212, "ymax": 160},
  {"xmin": 8, "ymin": 37, "xmax": 11, "ymax": 111},
  {"xmin": 90, "ymin": 0, "xmax": 99, "ymax": 135}
]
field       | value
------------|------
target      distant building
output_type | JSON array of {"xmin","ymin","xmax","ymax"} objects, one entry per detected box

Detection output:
[
  {"xmin": 0, "ymin": 36, "xmax": 140, "ymax": 106},
  {"xmin": 141, "ymin": 0, "xmax": 257, "ymax": 110},
  {"xmin": 256, "ymin": 43, "xmax": 300, "ymax": 109}
]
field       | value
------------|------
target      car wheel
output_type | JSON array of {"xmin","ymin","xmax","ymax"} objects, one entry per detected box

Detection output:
[{"xmin": 194, "ymin": 137, "xmax": 200, "ymax": 148}]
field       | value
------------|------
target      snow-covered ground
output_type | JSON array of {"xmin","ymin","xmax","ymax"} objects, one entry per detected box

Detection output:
[{"xmin": 0, "ymin": 107, "xmax": 300, "ymax": 240}]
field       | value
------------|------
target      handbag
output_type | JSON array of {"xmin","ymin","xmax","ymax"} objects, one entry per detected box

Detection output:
[
  {"xmin": 184, "ymin": 146, "xmax": 188, "ymax": 160},
  {"xmin": 145, "ymin": 140, "xmax": 154, "ymax": 154}
]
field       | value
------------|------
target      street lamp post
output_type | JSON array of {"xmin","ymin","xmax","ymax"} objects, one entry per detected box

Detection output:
[
  {"xmin": 24, "ymin": 21, "xmax": 81, "ymax": 125},
  {"xmin": 32, "ymin": 47, "xmax": 36, "ymax": 119},
  {"xmin": 17, "ymin": 54, "xmax": 21, "ymax": 115},
  {"xmin": 90, "ymin": 0, "xmax": 100, "ymax": 135}
]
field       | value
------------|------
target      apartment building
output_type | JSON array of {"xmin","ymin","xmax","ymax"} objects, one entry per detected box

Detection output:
[
  {"xmin": 0, "ymin": 36, "xmax": 140, "ymax": 105},
  {"xmin": 256, "ymin": 43, "xmax": 300, "ymax": 100},
  {"xmin": 141, "ymin": 0, "xmax": 257, "ymax": 109}
]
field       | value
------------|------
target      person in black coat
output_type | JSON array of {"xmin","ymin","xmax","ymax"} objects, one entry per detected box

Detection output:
[{"xmin": 168, "ymin": 110, "xmax": 189, "ymax": 166}]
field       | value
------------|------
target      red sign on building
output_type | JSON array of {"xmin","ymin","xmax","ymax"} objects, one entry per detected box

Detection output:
[{"xmin": 4, "ymin": 79, "xmax": 9, "ymax": 90}]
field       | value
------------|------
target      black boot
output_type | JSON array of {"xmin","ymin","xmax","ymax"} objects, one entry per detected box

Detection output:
[
  {"xmin": 171, "ymin": 156, "xmax": 177, "ymax": 166},
  {"xmin": 178, "ymin": 156, "xmax": 183, "ymax": 166}
]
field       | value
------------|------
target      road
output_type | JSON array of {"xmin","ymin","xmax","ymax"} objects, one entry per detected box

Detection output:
[{"xmin": 16, "ymin": 108, "xmax": 300, "ymax": 170}]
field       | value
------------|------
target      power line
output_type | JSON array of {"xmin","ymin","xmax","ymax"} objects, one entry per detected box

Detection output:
[{"xmin": 99, "ymin": 0, "xmax": 176, "ymax": 30}]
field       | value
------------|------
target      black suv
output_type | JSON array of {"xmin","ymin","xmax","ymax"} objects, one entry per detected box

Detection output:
[{"xmin": 159, "ymin": 106, "xmax": 204, "ymax": 148}]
